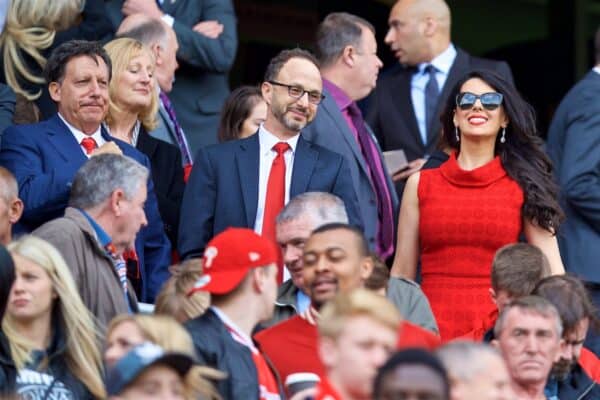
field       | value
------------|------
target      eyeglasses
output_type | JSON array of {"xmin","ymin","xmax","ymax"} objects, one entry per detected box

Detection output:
[
  {"xmin": 268, "ymin": 81, "xmax": 325, "ymax": 105},
  {"xmin": 456, "ymin": 92, "xmax": 503, "ymax": 111}
]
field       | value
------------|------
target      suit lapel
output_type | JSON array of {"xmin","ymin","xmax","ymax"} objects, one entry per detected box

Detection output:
[
  {"xmin": 45, "ymin": 115, "xmax": 88, "ymax": 165},
  {"xmin": 290, "ymin": 136, "xmax": 317, "ymax": 197},
  {"xmin": 321, "ymin": 90, "xmax": 370, "ymax": 178},
  {"xmin": 136, "ymin": 128, "xmax": 158, "ymax": 158},
  {"xmin": 391, "ymin": 68, "xmax": 423, "ymax": 151},
  {"xmin": 236, "ymin": 135, "xmax": 260, "ymax": 226}
]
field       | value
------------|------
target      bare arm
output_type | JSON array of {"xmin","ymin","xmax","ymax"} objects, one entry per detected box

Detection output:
[
  {"xmin": 524, "ymin": 219, "xmax": 565, "ymax": 275},
  {"xmin": 390, "ymin": 172, "xmax": 420, "ymax": 279}
]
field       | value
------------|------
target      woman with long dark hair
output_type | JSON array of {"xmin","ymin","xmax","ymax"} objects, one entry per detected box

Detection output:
[{"xmin": 390, "ymin": 70, "xmax": 564, "ymax": 341}]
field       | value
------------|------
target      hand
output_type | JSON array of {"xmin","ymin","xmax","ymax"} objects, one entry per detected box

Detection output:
[
  {"xmin": 192, "ymin": 20, "xmax": 224, "ymax": 38},
  {"xmin": 122, "ymin": 0, "xmax": 163, "ymax": 19},
  {"xmin": 91, "ymin": 142, "xmax": 123, "ymax": 157},
  {"xmin": 392, "ymin": 158, "xmax": 426, "ymax": 181}
]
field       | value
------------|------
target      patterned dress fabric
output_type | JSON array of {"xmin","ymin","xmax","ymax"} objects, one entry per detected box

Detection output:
[{"xmin": 418, "ymin": 152, "xmax": 523, "ymax": 340}]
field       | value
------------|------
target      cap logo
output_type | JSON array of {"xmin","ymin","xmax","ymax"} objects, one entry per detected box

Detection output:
[
  {"xmin": 249, "ymin": 252, "xmax": 260, "ymax": 262},
  {"xmin": 194, "ymin": 275, "xmax": 211, "ymax": 288},
  {"xmin": 204, "ymin": 246, "xmax": 218, "ymax": 268}
]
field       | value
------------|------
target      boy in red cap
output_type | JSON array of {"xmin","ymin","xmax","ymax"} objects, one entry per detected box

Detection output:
[{"xmin": 185, "ymin": 228, "xmax": 283, "ymax": 399}]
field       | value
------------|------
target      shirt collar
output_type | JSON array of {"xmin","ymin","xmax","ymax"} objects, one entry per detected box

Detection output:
[
  {"xmin": 78, "ymin": 209, "xmax": 111, "ymax": 247},
  {"xmin": 322, "ymin": 79, "xmax": 353, "ymax": 111},
  {"xmin": 58, "ymin": 113, "xmax": 103, "ymax": 145},
  {"xmin": 417, "ymin": 43, "xmax": 457, "ymax": 75},
  {"xmin": 258, "ymin": 123, "xmax": 299, "ymax": 156}
]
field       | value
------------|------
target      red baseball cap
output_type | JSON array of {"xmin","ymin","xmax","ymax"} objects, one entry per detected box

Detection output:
[{"xmin": 188, "ymin": 228, "xmax": 279, "ymax": 295}]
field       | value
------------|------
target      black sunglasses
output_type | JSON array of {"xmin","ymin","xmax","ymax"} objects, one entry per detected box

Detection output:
[{"xmin": 456, "ymin": 92, "xmax": 503, "ymax": 111}]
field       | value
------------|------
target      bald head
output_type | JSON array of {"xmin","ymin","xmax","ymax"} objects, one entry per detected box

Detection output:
[
  {"xmin": 385, "ymin": 0, "xmax": 451, "ymax": 65},
  {"xmin": 117, "ymin": 14, "xmax": 180, "ymax": 93}
]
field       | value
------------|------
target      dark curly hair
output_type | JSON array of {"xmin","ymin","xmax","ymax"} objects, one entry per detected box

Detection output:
[{"xmin": 440, "ymin": 70, "xmax": 563, "ymax": 232}]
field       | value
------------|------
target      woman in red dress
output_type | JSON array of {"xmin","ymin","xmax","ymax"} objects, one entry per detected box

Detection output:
[{"xmin": 391, "ymin": 70, "xmax": 565, "ymax": 341}]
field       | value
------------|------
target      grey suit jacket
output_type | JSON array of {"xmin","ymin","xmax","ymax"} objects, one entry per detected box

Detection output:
[
  {"xmin": 302, "ymin": 88, "xmax": 399, "ymax": 252},
  {"xmin": 105, "ymin": 0, "xmax": 238, "ymax": 154}
]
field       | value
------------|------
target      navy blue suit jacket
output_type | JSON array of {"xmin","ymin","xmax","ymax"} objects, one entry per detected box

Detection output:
[
  {"xmin": 178, "ymin": 134, "xmax": 363, "ymax": 260},
  {"xmin": 0, "ymin": 114, "xmax": 171, "ymax": 301},
  {"xmin": 546, "ymin": 70, "xmax": 600, "ymax": 283}
]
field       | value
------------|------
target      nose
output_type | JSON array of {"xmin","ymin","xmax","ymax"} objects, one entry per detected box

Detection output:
[
  {"xmin": 384, "ymin": 28, "xmax": 394, "ymax": 45},
  {"xmin": 372, "ymin": 345, "xmax": 390, "ymax": 368},
  {"xmin": 11, "ymin": 276, "xmax": 24, "ymax": 293},
  {"xmin": 524, "ymin": 334, "xmax": 540, "ymax": 353},
  {"xmin": 104, "ymin": 345, "xmax": 121, "ymax": 368},
  {"xmin": 282, "ymin": 245, "xmax": 301, "ymax": 266},
  {"xmin": 376, "ymin": 55, "xmax": 383, "ymax": 69},
  {"xmin": 314, "ymin": 255, "xmax": 330, "ymax": 273},
  {"xmin": 141, "ymin": 210, "xmax": 148, "ymax": 228},
  {"xmin": 296, "ymin": 91, "xmax": 310, "ymax": 107}
]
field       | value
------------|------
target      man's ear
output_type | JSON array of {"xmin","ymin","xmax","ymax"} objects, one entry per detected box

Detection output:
[
  {"xmin": 491, "ymin": 339, "xmax": 499, "ymax": 349},
  {"xmin": 261, "ymin": 81, "xmax": 272, "ymax": 106},
  {"xmin": 359, "ymin": 256, "xmax": 374, "ymax": 281},
  {"xmin": 422, "ymin": 16, "xmax": 437, "ymax": 37},
  {"xmin": 111, "ymin": 189, "xmax": 125, "ymax": 216},
  {"xmin": 8, "ymin": 198, "xmax": 23, "ymax": 224},
  {"xmin": 153, "ymin": 44, "xmax": 163, "ymax": 66},
  {"xmin": 48, "ymin": 81, "xmax": 61, "ymax": 103},
  {"xmin": 489, "ymin": 288, "xmax": 497, "ymax": 305},
  {"xmin": 341, "ymin": 45, "xmax": 356, "ymax": 68}
]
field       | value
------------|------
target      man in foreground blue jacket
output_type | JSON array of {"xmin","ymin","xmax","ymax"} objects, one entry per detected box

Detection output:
[{"xmin": 0, "ymin": 40, "xmax": 170, "ymax": 302}]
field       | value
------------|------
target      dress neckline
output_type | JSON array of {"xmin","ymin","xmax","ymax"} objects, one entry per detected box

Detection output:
[{"xmin": 439, "ymin": 151, "xmax": 507, "ymax": 187}]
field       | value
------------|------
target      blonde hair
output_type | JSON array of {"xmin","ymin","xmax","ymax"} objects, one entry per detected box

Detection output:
[
  {"xmin": 2, "ymin": 236, "xmax": 105, "ymax": 398},
  {"xmin": 155, "ymin": 259, "xmax": 210, "ymax": 322},
  {"xmin": 0, "ymin": 0, "xmax": 83, "ymax": 100},
  {"xmin": 107, "ymin": 314, "xmax": 223, "ymax": 400},
  {"xmin": 318, "ymin": 289, "xmax": 401, "ymax": 340},
  {"xmin": 103, "ymin": 37, "xmax": 158, "ymax": 132}
]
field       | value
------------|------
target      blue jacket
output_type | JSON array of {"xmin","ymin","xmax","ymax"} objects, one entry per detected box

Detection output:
[
  {"xmin": 0, "ymin": 114, "xmax": 171, "ymax": 301},
  {"xmin": 178, "ymin": 133, "xmax": 363, "ymax": 260}
]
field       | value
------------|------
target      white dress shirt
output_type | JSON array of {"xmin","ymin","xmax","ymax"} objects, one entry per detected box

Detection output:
[
  {"xmin": 411, "ymin": 44, "xmax": 457, "ymax": 147},
  {"xmin": 58, "ymin": 113, "xmax": 105, "ymax": 158},
  {"xmin": 253, "ymin": 124, "xmax": 299, "ymax": 235}
]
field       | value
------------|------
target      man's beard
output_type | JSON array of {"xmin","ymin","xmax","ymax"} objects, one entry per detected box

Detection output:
[{"xmin": 551, "ymin": 358, "xmax": 576, "ymax": 381}]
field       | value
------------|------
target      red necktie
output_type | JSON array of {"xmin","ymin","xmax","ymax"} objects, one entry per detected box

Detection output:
[
  {"xmin": 80, "ymin": 137, "xmax": 97, "ymax": 155},
  {"xmin": 262, "ymin": 142, "xmax": 290, "ymax": 282}
]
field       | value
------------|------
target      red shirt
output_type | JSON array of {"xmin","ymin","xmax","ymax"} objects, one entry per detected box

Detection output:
[{"xmin": 255, "ymin": 315, "xmax": 440, "ymax": 382}]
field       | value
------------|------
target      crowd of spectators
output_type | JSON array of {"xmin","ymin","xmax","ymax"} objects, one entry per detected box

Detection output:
[{"xmin": 0, "ymin": 0, "xmax": 598, "ymax": 399}]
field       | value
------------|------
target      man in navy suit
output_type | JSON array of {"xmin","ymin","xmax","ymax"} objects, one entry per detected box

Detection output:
[
  {"xmin": 367, "ymin": 0, "xmax": 513, "ymax": 191},
  {"xmin": 178, "ymin": 48, "xmax": 362, "ymax": 261},
  {"xmin": 302, "ymin": 13, "xmax": 398, "ymax": 261},
  {"xmin": 546, "ymin": 27, "xmax": 600, "ymax": 355},
  {"xmin": 0, "ymin": 40, "xmax": 170, "ymax": 302}
]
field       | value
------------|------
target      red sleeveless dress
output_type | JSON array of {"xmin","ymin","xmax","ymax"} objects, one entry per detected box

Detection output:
[{"xmin": 418, "ymin": 152, "xmax": 524, "ymax": 341}]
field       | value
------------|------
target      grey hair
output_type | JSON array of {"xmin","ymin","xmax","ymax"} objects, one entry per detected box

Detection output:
[
  {"xmin": 68, "ymin": 154, "xmax": 148, "ymax": 210},
  {"xmin": 494, "ymin": 295, "xmax": 563, "ymax": 339},
  {"xmin": 0, "ymin": 166, "xmax": 18, "ymax": 203},
  {"xmin": 276, "ymin": 192, "xmax": 348, "ymax": 227},
  {"xmin": 315, "ymin": 12, "xmax": 375, "ymax": 68},
  {"xmin": 437, "ymin": 341, "xmax": 503, "ymax": 382},
  {"xmin": 118, "ymin": 18, "xmax": 169, "ymax": 50}
]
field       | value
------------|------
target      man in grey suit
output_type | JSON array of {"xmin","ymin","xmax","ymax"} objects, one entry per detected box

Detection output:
[
  {"xmin": 117, "ymin": 15, "xmax": 193, "ymax": 173},
  {"xmin": 301, "ymin": 13, "xmax": 398, "ymax": 261},
  {"xmin": 106, "ymin": 0, "xmax": 238, "ymax": 154},
  {"xmin": 546, "ymin": 27, "xmax": 600, "ymax": 354}
]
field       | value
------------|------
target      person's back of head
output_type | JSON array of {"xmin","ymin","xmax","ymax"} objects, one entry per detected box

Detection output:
[
  {"xmin": 154, "ymin": 259, "xmax": 210, "ymax": 323},
  {"xmin": 490, "ymin": 243, "xmax": 551, "ymax": 311},
  {"xmin": 373, "ymin": 348, "xmax": 450, "ymax": 400},
  {"xmin": 277, "ymin": 192, "xmax": 349, "ymax": 228},
  {"xmin": 364, "ymin": 252, "xmax": 390, "ymax": 296},
  {"xmin": 437, "ymin": 341, "xmax": 512, "ymax": 400}
]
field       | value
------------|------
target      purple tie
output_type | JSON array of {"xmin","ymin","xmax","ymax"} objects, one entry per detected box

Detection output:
[
  {"xmin": 347, "ymin": 102, "xmax": 395, "ymax": 259},
  {"xmin": 159, "ymin": 92, "xmax": 193, "ymax": 166}
]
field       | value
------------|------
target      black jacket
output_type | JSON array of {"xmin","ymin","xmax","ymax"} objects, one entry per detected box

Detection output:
[
  {"xmin": 0, "ymin": 324, "xmax": 94, "ymax": 398},
  {"xmin": 185, "ymin": 308, "xmax": 284, "ymax": 399},
  {"xmin": 136, "ymin": 127, "xmax": 185, "ymax": 246},
  {"xmin": 557, "ymin": 363, "xmax": 600, "ymax": 400}
]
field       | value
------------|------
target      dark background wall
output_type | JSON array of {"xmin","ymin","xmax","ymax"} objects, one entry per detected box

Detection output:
[{"xmin": 230, "ymin": 0, "xmax": 600, "ymax": 135}]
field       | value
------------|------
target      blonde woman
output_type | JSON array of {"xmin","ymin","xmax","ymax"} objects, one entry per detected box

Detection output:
[
  {"xmin": 0, "ymin": 236, "xmax": 104, "ymax": 399},
  {"xmin": 103, "ymin": 37, "xmax": 184, "ymax": 246},
  {"xmin": 155, "ymin": 259, "xmax": 210, "ymax": 323},
  {"xmin": 0, "ymin": 0, "xmax": 112, "ymax": 117},
  {"xmin": 105, "ymin": 314, "xmax": 222, "ymax": 400}
]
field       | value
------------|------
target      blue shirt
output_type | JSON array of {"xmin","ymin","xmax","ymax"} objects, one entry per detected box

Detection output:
[
  {"xmin": 411, "ymin": 44, "xmax": 457, "ymax": 147},
  {"xmin": 296, "ymin": 290, "xmax": 311, "ymax": 314},
  {"xmin": 79, "ymin": 209, "xmax": 111, "ymax": 247}
]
